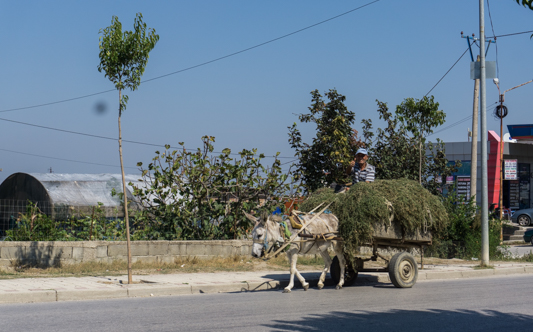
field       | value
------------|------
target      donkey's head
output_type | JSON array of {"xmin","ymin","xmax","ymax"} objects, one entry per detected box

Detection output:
[{"xmin": 245, "ymin": 211, "xmax": 284, "ymax": 258}]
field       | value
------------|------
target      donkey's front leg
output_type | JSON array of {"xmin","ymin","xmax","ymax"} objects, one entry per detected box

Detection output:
[{"xmin": 283, "ymin": 250, "xmax": 308, "ymax": 293}]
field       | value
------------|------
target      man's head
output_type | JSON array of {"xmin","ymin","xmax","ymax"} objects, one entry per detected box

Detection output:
[{"xmin": 355, "ymin": 148, "xmax": 368, "ymax": 165}]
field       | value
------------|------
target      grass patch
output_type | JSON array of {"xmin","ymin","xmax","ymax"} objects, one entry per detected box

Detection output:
[
  {"xmin": 0, "ymin": 254, "xmax": 327, "ymax": 279},
  {"xmin": 474, "ymin": 264, "xmax": 494, "ymax": 269}
]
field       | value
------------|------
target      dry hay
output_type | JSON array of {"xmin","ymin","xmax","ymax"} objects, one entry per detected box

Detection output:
[{"xmin": 299, "ymin": 179, "xmax": 449, "ymax": 256}]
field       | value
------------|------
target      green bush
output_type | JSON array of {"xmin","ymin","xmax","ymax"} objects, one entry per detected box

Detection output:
[
  {"xmin": 131, "ymin": 136, "xmax": 292, "ymax": 240},
  {"xmin": 4, "ymin": 202, "xmax": 126, "ymax": 241},
  {"xmin": 426, "ymin": 189, "xmax": 501, "ymax": 260}
]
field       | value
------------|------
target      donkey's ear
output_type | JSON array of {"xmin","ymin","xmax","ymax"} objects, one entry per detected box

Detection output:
[{"xmin": 244, "ymin": 211, "xmax": 260, "ymax": 224}]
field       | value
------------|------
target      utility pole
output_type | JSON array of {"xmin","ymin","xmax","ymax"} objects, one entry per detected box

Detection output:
[
  {"xmin": 471, "ymin": 55, "xmax": 480, "ymax": 201},
  {"xmin": 479, "ymin": 0, "xmax": 489, "ymax": 266}
]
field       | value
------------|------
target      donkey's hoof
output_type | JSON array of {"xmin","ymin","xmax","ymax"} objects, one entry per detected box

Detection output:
[
  {"xmin": 336, "ymin": 285, "xmax": 343, "ymax": 290},
  {"xmin": 303, "ymin": 283, "xmax": 309, "ymax": 291},
  {"xmin": 317, "ymin": 284, "xmax": 324, "ymax": 290},
  {"xmin": 283, "ymin": 288, "xmax": 291, "ymax": 293}
]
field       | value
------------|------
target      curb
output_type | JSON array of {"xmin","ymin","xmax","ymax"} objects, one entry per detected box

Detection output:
[{"xmin": 1, "ymin": 266, "xmax": 533, "ymax": 304}]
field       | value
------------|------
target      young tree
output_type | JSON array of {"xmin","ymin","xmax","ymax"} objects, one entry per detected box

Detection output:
[
  {"xmin": 98, "ymin": 13, "xmax": 159, "ymax": 284},
  {"xmin": 395, "ymin": 96, "xmax": 446, "ymax": 184},
  {"xmin": 288, "ymin": 89, "xmax": 363, "ymax": 193},
  {"xmin": 362, "ymin": 99, "xmax": 456, "ymax": 195}
]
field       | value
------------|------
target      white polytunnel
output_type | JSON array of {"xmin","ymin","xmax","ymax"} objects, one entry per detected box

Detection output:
[{"xmin": 0, "ymin": 173, "xmax": 146, "ymax": 236}]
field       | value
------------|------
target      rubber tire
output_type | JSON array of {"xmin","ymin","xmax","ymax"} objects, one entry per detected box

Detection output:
[
  {"xmin": 330, "ymin": 256, "xmax": 358, "ymax": 286},
  {"xmin": 530, "ymin": 237, "xmax": 533, "ymax": 246},
  {"xmin": 517, "ymin": 215, "xmax": 531, "ymax": 227},
  {"xmin": 388, "ymin": 252, "xmax": 418, "ymax": 288}
]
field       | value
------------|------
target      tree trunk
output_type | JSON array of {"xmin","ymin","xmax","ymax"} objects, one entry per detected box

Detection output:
[
  {"xmin": 419, "ymin": 139, "xmax": 422, "ymax": 185},
  {"xmin": 119, "ymin": 88, "xmax": 132, "ymax": 284}
]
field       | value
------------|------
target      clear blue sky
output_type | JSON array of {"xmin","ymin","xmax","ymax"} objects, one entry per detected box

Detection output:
[{"xmin": 1, "ymin": 0, "xmax": 532, "ymax": 183}]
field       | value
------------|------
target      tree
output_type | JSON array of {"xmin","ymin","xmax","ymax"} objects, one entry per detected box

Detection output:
[
  {"xmin": 395, "ymin": 96, "xmax": 446, "ymax": 184},
  {"xmin": 132, "ymin": 136, "xmax": 292, "ymax": 240},
  {"xmin": 362, "ymin": 99, "xmax": 457, "ymax": 195},
  {"xmin": 515, "ymin": 0, "xmax": 533, "ymax": 10},
  {"xmin": 288, "ymin": 89, "xmax": 363, "ymax": 193},
  {"xmin": 98, "ymin": 13, "xmax": 159, "ymax": 284}
]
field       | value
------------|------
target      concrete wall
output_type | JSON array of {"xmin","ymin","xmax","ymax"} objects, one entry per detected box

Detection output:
[{"xmin": 0, "ymin": 240, "xmax": 253, "ymax": 268}]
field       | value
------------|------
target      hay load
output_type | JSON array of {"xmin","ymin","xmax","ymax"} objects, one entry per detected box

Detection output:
[{"xmin": 299, "ymin": 178, "xmax": 448, "ymax": 255}]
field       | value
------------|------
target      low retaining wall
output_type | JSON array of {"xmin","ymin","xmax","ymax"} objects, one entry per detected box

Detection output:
[{"xmin": 0, "ymin": 240, "xmax": 253, "ymax": 267}]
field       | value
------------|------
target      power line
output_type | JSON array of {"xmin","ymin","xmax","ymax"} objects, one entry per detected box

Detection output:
[
  {"xmin": 0, "ymin": 148, "xmax": 137, "ymax": 169},
  {"xmin": 428, "ymin": 102, "xmax": 499, "ymax": 138},
  {"xmin": 0, "ymin": 116, "xmax": 295, "ymax": 158},
  {"xmin": 0, "ymin": 1, "xmax": 382, "ymax": 113},
  {"xmin": 488, "ymin": 30, "xmax": 533, "ymax": 38},
  {"xmin": 428, "ymin": 115, "xmax": 472, "ymax": 137},
  {"xmin": 425, "ymin": 43, "xmax": 472, "ymax": 97},
  {"xmin": 486, "ymin": 0, "xmax": 500, "ymax": 79},
  {"xmin": 0, "ymin": 90, "xmax": 115, "ymax": 113}
]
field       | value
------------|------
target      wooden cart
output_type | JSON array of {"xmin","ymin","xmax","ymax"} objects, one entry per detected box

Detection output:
[{"xmin": 329, "ymin": 218, "xmax": 432, "ymax": 288}]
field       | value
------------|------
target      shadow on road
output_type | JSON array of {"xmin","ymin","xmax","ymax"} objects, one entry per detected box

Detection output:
[{"xmin": 263, "ymin": 309, "xmax": 533, "ymax": 331}]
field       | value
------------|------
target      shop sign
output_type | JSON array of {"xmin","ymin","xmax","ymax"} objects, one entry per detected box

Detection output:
[
  {"xmin": 504, "ymin": 159, "xmax": 518, "ymax": 180},
  {"xmin": 446, "ymin": 176, "xmax": 454, "ymax": 185},
  {"xmin": 456, "ymin": 176, "xmax": 471, "ymax": 198}
]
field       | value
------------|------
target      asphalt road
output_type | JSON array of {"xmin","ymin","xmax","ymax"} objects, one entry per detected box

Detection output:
[{"xmin": 1, "ymin": 275, "xmax": 533, "ymax": 332}]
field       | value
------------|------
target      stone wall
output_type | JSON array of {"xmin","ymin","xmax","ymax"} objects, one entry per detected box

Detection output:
[{"xmin": 0, "ymin": 240, "xmax": 253, "ymax": 268}]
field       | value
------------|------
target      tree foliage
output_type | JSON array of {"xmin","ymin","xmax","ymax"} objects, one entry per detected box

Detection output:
[
  {"xmin": 98, "ymin": 13, "xmax": 159, "ymax": 92},
  {"xmin": 131, "ymin": 136, "xmax": 293, "ymax": 240},
  {"xmin": 515, "ymin": 0, "xmax": 533, "ymax": 10},
  {"xmin": 288, "ymin": 89, "xmax": 363, "ymax": 193},
  {"xmin": 396, "ymin": 96, "xmax": 446, "ymax": 184},
  {"xmin": 362, "ymin": 99, "xmax": 457, "ymax": 195}
]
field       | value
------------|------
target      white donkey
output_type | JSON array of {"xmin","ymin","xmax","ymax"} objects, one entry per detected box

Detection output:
[{"xmin": 247, "ymin": 212, "xmax": 346, "ymax": 293}]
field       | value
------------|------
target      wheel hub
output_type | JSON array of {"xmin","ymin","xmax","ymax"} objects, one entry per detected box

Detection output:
[{"xmin": 399, "ymin": 261, "xmax": 414, "ymax": 281}]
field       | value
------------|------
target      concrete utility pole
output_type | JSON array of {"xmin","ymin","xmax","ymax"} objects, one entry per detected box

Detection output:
[
  {"xmin": 470, "ymin": 55, "xmax": 480, "ymax": 201},
  {"xmin": 479, "ymin": 0, "xmax": 489, "ymax": 266}
]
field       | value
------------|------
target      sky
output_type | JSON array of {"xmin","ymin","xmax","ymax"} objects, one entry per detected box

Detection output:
[{"xmin": 1, "ymin": 0, "xmax": 532, "ymax": 184}]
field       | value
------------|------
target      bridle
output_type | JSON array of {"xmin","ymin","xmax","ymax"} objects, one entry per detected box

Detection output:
[{"xmin": 253, "ymin": 217, "xmax": 291, "ymax": 256}]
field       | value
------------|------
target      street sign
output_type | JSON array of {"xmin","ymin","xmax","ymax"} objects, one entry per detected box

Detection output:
[{"xmin": 504, "ymin": 159, "xmax": 518, "ymax": 180}]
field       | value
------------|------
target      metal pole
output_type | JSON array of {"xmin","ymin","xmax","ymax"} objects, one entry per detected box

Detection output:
[
  {"xmin": 470, "ymin": 55, "xmax": 480, "ymax": 202},
  {"xmin": 499, "ymin": 94, "xmax": 504, "ymax": 220},
  {"xmin": 479, "ymin": 0, "xmax": 490, "ymax": 266},
  {"xmin": 499, "ymin": 96, "xmax": 504, "ymax": 243}
]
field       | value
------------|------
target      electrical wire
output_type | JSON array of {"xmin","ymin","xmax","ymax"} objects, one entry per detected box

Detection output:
[
  {"xmin": 488, "ymin": 30, "xmax": 533, "ymax": 38},
  {"xmin": 0, "ymin": 148, "xmax": 137, "ymax": 170},
  {"xmin": 428, "ymin": 115, "xmax": 472, "ymax": 137},
  {"xmin": 0, "ymin": 0, "xmax": 382, "ymax": 113},
  {"xmin": 486, "ymin": 0, "xmax": 500, "ymax": 79},
  {"xmin": 0, "ymin": 116, "xmax": 295, "ymax": 158},
  {"xmin": 427, "ymin": 102, "xmax": 499, "ymax": 138},
  {"xmin": 424, "ymin": 43, "xmax": 472, "ymax": 97}
]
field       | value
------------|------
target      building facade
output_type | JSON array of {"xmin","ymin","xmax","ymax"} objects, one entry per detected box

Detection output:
[{"xmin": 444, "ymin": 125, "xmax": 533, "ymax": 211}]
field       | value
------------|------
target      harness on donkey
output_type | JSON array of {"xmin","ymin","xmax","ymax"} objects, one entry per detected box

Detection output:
[{"xmin": 252, "ymin": 201, "xmax": 338, "ymax": 260}]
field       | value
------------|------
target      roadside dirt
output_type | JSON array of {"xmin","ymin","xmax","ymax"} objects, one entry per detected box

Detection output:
[{"xmin": 0, "ymin": 254, "xmax": 483, "ymax": 280}]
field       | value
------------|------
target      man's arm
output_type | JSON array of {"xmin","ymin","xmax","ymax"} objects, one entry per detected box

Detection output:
[{"xmin": 346, "ymin": 160, "xmax": 355, "ymax": 176}]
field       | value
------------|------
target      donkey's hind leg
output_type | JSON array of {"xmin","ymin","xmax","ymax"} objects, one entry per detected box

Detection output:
[{"xmin": 318, "ymin": 248, "xmax": 332, "ymax": 290}]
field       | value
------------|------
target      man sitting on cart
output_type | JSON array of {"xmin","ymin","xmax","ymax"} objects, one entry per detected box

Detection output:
[{"xmin": 346, "ymin": 148, "xmax": 375, "ymax": 184}]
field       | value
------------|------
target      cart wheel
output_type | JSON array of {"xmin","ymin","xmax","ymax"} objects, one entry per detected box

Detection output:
[
  {"xmin": 388, "ymin": 252, "xmax": 418, "ymax": 288},
  {"xmin": 330, "ymin": 256, "xmax": 358, "ymax": 286}
]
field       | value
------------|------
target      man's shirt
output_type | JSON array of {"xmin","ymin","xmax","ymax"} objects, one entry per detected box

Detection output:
[{"xmin": 351, "ymin": 163, "xmax": 375, "ymax": 183}]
